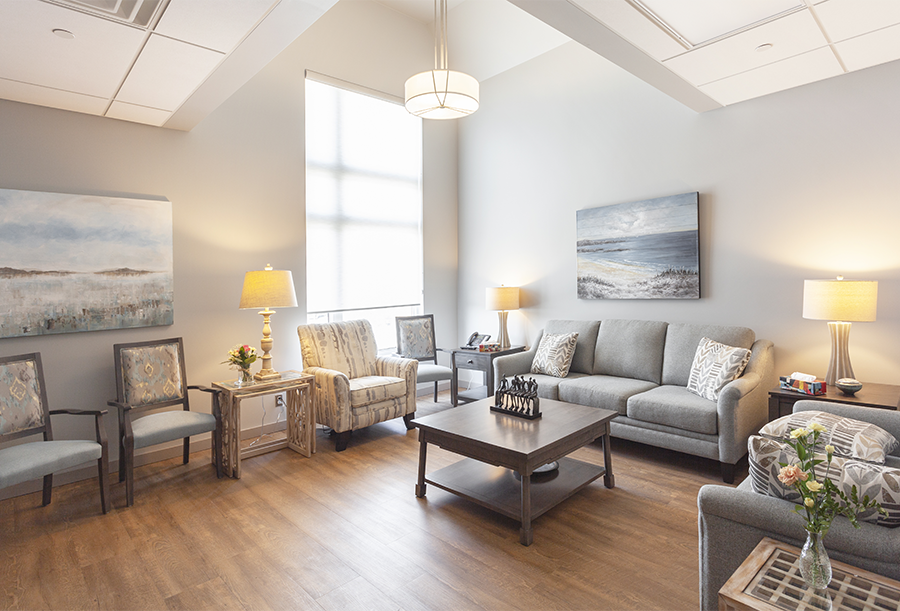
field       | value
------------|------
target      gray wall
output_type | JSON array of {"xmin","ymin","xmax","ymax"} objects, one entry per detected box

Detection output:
[
  {"xmin": 458, "ymin": 41, "xmax": 900, "ymax": 384},
  {"xmin": 0, "ymin": 0, "xmax": 458, "ymax": 494}
]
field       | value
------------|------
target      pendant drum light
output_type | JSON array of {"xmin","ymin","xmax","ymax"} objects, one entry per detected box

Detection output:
[{"xmin": 404, "ymin": 0, "xmax": 479, "ymax": 119}]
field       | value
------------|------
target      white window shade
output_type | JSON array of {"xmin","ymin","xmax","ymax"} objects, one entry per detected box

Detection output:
[{"xmin": 305, "ymin": 77, "xmax": 423, "ymax": 314}]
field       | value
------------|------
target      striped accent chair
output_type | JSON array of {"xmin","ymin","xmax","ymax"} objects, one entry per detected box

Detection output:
[{"xmin": 298, "ymin": 319, "xmax": 418, "ymax": 451}]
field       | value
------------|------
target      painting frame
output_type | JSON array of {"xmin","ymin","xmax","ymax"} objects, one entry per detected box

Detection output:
[
  {"xmin": 576, "ymin": 192, "xmax": 700, "ymax": 300},
  {"xmin": 0, "ymin": 188, "xmax": 174, "ymax": 339}
]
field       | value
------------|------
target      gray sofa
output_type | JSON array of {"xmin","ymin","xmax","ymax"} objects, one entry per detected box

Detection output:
[
  {"xmin": 698, "ymin": 400, "xmax": 900, "ymax": 611},
  {"xmin": 493, "ymin": 319, "xmax": 776, "ymax": 482}
]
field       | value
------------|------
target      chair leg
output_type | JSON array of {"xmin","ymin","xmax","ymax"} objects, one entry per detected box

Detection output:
[
  {"xmin": 183, "ymin": 437, "xmax": 190, "ymax": 464},
  {"xmin": 403, "ymin": 413, "xmax": 416, "ymax": 430},
  {"xmin": 41, "ymin": 474, "xmax": 53, "ymax": 507},
  {"xmin": 433, "ymin": 381, "xmax": 438, "ymax": 402},
  {"xmin": 98, "ymin": 454, "xmax": 110, "ymax": 515},
  {"xmin": 124, "ymin": 439, "xmax": 135, "ymax": 507},
  {"xmin": 334, "ymin": 430, "xmax": 351, "ymax": 452},
  {"xmin": 214, "ymin": 422, "xmax": 223, "ymax": 479}
]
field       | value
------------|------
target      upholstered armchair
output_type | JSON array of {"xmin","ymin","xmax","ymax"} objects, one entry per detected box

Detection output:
[
  {"xmin": 0, "ymin": 352, "xmax": 109, "ymax": 514},
  {"xmin": 395, "ymin": 314, "xmax": 453, "ymax": 402},
  {"xmin": 297, "ymin": 319, "xmax": 418, "ymax": 451}
]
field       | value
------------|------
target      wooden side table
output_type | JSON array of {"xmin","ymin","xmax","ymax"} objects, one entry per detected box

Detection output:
[
  {"xmin": 450, "ymin": 345, "xmax": 526, "ymax": 406},
  {"xmin": 768, "ymin": 382, "xmax": 900, "ymax": 421},
  {"xmin": 719, "ymin": 537, "xmax": 900, "ymax": 611},
  {"xmin": 212, "ymin": 370, "xmax": 315, "ymax": 478}
]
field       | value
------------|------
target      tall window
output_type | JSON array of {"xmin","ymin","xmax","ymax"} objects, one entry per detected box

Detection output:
[{"xmin": 305, "ymin": 76, "xmax": 423, "ymax": 350}]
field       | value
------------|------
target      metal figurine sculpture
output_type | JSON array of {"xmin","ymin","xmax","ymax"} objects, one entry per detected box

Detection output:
[{"xmin": 491, "ymin": 375, "xmax": 541, "ymax": 419}]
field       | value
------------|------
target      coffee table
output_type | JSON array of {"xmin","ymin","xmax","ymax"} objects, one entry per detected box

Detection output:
[{"xmin": 413, "ymin": 396, "xmax": 616, "ymax": 545}]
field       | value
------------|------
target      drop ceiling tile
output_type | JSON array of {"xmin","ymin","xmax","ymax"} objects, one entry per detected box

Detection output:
[
  {"xmin": 0, "ymin": 76, "xmax": 107, "ymax": 115},
  {"xmin": 699, "ymin": 46, "xmax": 842, "ymax": 105},
  {"xmin": 106, "ymin": 100, "xmax": 171, "ymax": 126},
  {"xmin": 814, "ymin": 0, "xmax": 900, "ymax": 43},
  {"xmin": 834, "ymin": 23, "xmax": 900, "ymax": 72},
  {"xmin": 663, "ymin": 9, "xmax": 827, "ymax": 86},
  {"xmin": 571, "ymin": 0, "xmax": 685, "ymax": 61},
  {"xmin": 641, "ymin": 0, "xmax": 802, "ymax": 46},
  {"xmin": 154, "ymin": 0, "xmax": 277, "ymax": 53},
  {"xmin": 0, "ymin": 0, "xmax": 146, "ymax": 99},
  {"xmin": 115, "ymin": 34, "xmax": 224, "ymax": 111}
]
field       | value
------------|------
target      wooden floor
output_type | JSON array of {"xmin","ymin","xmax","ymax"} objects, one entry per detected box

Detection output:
[{"xmin": 0, "ymin": 393, "xmax": 745, "ymax": 611}]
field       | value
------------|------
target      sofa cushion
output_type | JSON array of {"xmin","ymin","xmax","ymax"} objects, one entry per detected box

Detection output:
[
  {"xmin": 558, "ymin": 375, "xmax": 657, "ymax": 415},
  {"xmin": 527, "ymin": 372, "xmax": 589, "ymax": 400},
  {"xmin": 544, "ymin": 320, "xmax": 600, "ymax": 374},
  {"xmin": 627, "ymin": 385, "xmax": 718, "ymax": 435},
  {"xmin": 592, "ymin": 319, "xmax": 668, "ymax": 384},
  {"xmin": 531, "ymin": 332, "xmax": 579, "ymax": 378},
  {"xmin": 686, "ymin": 337, "xmax": 751, "ymax": 401},
  {"xmin": 662, "ymin": 323, "xmax": 755, "ymax": 386},
  {"xmin": 349, "ymin": 375, "xmax": 406, "ymax": 408}
]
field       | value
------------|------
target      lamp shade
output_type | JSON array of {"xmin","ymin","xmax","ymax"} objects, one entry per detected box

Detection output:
[
  {"xmin": 404, "ymin": 70, "xmax": 479, "ymax": 120},
  {"xmin": 239, "ymin": 267, "xmax": 298, "ymax": 310},
  {"xmin": 486, "ymin": 286, "xmax": 519, "ymax": 311},
  {"xmin": 802, "ymin": 279, "xmax": 877, "ymax": 322}
]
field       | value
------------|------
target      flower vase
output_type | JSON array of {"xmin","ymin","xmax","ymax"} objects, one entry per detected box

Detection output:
[
  {"xmin": 235, "ymin": 367, "xmax": 253, "ymax": 388},
  {"xmin": 799, "ymin": 530, "xmax": 832, "ymax": 590}
]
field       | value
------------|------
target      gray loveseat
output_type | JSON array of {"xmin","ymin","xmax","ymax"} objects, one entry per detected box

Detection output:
[
  {"xmin": 493, "ymin": 319, "xmax": 775, "ymax": 482},
  {"xmin": 698, "ymin": 400, "xmax": 900, "ymax": 611}
]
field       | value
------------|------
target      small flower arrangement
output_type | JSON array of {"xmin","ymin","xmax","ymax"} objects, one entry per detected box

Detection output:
[
  {"xmin": 223, "ymin": 344, "xmax": 257, "ymax": 371},
  {"xmin": 777, "ymin": 422, "xmax": 885, "ymax": 534}
]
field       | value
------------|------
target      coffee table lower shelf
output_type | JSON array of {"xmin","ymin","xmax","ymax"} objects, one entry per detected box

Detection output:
[{"xmin": 425, "ymin": 456, "xmax": 605, "ymax": 522}]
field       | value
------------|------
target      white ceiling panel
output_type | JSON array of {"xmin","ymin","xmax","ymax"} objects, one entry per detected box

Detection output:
[
  {"xmin": 0, "ymin": 76, "xmax": 108, "ymax": 115},
  {"xmin": 0, "ymin": 0, "xmax": 146, "ymax": 98},
  {"xmin": 640, "ymin": 0, "xmax": 802, "ymax": 46},
  {"xmin": 664, "ymin": 9, "xmax": 828, "ymax": 86},
  {"xmin": 834, "ymin": 23, "xmax": 900, "ymax": 72},
  {"xmin": 572, "ymin": 0, "xmax": 686, "ymax": 61},
  {"xmin": 154, "ymin": 0, "xmax": 278, "ymax": 53},
  {"xmin": 814, "ymin": 0, "xmax": 900, "ymax": 43},
  {"xmin": 374, "ymin": 0, "xmax": 465, "ymax": 24},
  {"xmin": 106, "ymin": 100, "xmax": 172, "ymax": 126},
  {"xmin": 700, "ymin": 46, "xmax": 842, "ymax": 105},
  {"xmin": 116, "ymin": 34, "xmax": 224, "ymax": 111}
]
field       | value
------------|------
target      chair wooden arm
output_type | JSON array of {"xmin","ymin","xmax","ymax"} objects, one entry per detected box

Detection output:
[
  {"xmin": 187, "ymin": 384, "xmax": 217, "ymax": 394},
  {"xmin": 107, "ymin": 399, "xmax": 131, "ymax": 411}
]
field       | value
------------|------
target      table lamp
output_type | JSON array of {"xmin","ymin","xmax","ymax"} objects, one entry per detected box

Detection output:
[
  {"xmin": 486, "ymin": 285, "xmax": 519, "ymax": 350},
  {"xmin": 240, "ymin": 264, "xmax": 298, "ymax": 380},
  {"xmin": 802, "ymin": 276, "xmax": 877, "ymax": 386}
]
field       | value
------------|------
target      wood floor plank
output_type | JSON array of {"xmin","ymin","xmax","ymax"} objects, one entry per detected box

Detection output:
[
  {"xmin": 314, "ymin": 576, "xmax": 405, "ymax": 611},
  {"xmin": 164, "ymin": 577, "xmax": 246, "ymax": 611}
]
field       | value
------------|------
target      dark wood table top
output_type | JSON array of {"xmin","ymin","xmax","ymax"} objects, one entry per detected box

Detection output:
[
  {"xmin": 769, "ymin": 381, "xmax": 900, "ymax": 410},
  {"xmin": 414, "ymin": 397, "xmax": 617, "ymax": 456}
]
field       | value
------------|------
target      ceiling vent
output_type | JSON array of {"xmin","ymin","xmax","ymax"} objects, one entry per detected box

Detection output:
[{"xmin": 46, "ymin": 0, "xmax": 166, "ymax": 28}]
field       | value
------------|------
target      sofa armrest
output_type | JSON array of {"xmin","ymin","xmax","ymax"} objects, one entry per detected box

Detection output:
[
  {"xmin": 376, "ymin": 355, "xmax": 418, "ymax": 416},
  {"xmin": 716, "ymin": 339, "xmax": 774, "ymax": 464},
  {"xmin": 303, "ymin": 366, "xmax": 351, "ymax": 433},
  {"xmin": 493, "ymin": 332, "xmax": 542, "ymax": 392}
]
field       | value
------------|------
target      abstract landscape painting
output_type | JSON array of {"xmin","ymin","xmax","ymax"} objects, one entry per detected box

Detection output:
[
  {"xmin": 577, "ymin": 192, "xmax": 699, "ymax": 299},
  {"xmin": 0, "ymin": 188, "xmax": 173, "ymax": 338}
]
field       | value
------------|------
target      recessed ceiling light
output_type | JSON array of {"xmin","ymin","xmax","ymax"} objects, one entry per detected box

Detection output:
[
  {"xmin": 755, "ymin": 43, "xmax": 774, "ymax": 52},
  {"xmin": 52, "ymin": 29, "xmax": 75, "ymax": 39}
]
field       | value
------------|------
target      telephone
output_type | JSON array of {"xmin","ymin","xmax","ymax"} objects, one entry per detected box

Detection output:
[{"xmin": 463, "ymin": 332, "xmax": 490, "ymax": 349}]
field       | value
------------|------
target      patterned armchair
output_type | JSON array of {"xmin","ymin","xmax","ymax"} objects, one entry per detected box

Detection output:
[
  {"xmin": 297, "ymin": 319, "xmax": 418, "ymax": 452},
  {"xmin": 109, "ymin": 338, "xmax": 222, "ymax": 506},
  {"xmin": 0, "ymin": 352, "xmax": 109, "ymax": 514},
  {"xmin": 396, "ymin": 314, "xmax": 453, "ymax": 402}
]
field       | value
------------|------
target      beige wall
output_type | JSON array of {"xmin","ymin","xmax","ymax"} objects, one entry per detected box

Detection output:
[
  {"xmin": 458, "ymin": 41, "xmax": 900, "ymax": 385},
  {"xmin": 0, "ymin": 0, "xmax": 459, "ymax": 495}
]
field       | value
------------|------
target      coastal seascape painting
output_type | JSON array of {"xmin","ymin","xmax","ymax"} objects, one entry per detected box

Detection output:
[
  {"xmin": 577, "ymin": 192, "xmax": 699, "ymax": 299},
  {"xmin": 0, "ymin": 188, "xmax": 173, "ymax": 338}
]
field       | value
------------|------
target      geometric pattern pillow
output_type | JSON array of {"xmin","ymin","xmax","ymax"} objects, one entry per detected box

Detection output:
[
  {"xmin": 841, "ymin": 461, "xmax": 900, "ymax": 528},
  {"xmin": 686, "ymin": 337, "xmax": 751, "ymax": 401},
  {"xmin": 760, "ymin": 410, "xmax": 899, "ymax": 465},
  {"xmin": 531, "ymin": 332, "xmax": 579, "ymax": 378}
]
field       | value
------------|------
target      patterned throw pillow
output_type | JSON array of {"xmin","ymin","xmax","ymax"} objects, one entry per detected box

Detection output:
[
  {"xmin": 748, "ymin": 435, "xmax": 900, "ymax": 528},
  {"xmin": 686, "ymin": 337, "xmax": 751, "ymax": 401},
  {"xmin": 760, "ymin": 411, "xmax": 899, "ymax": 464},
  {"xmin": 531, "ymin": 332, "xmax": 579, "ymax": 378}
]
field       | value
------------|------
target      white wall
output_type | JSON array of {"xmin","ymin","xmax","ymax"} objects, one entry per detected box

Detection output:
[
  {"xmin": 0, "ymin": 0, "xmax": 458, "ymax": 494},
  {"xmin": 458, "ymin": 41, "xmax": 900, "ymax": 385}
]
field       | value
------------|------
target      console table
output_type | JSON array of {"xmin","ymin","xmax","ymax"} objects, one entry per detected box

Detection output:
[
  {"xmin": 212, "ymin": 370, "xmax": 315, "ymax": 478},
  {"xmin": 768, "ymin": 382, "xmax": 900, "ymax": 421},
  {"xmin": 450, "ymin": 345, "xmax": 525, "ymax": 406}
]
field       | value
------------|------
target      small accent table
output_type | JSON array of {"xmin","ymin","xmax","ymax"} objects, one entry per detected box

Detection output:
[
  {"xmin": 768, "ymin": 382, "xmax": 900, "ymax": 421},
  {"xmin": 719, "ymin": 537, "xmax": 900, "ymax": 611},
  {"xmin": 450, "ymin": 345, "xmax": 526, "ymax": 406},
  {"xmin": 212, "ymin": 370, "xmax": 315, "ymax": 478}
]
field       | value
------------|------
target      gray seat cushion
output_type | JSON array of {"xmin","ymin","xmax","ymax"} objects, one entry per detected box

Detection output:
[
  {"xmin": 558, "ymin": 375, "xmax": 658, "ymax": 415},
  {"xmin": 544, "ymin": 320, "xmax": 601, "ymax": 374},
  {"xmin": 593, "ymin": 319, "xmax": 668, "ymax": 384},
  {"xmin": 527, "ymin": 372, "xmax": 589, "ymax": 400},
  {"xmin": 0, "ymin": 440, "xmax": 102, "ymax": 488},
  {"xmin": 627, "ymin": 385, "xmax": 718, "ymax": 435},
  {"xmin": 416, "ymin": 363, "xmax": 452, "ymax": 384},
  {"xmin": 662, "ymin": 323, "xmax": 755, "ymax": 386},
  {"xmin": 132, "ymin": 410, "xmax": 217, "ymax": 449}
]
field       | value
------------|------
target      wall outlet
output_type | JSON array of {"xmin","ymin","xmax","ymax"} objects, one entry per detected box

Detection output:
[{"xmin": 275, "ymin": 394, "xmax": 285, "ymax": 408}]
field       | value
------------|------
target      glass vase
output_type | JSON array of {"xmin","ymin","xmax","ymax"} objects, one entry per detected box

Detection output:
[
  {"xmin": 234, "ymin": 367, "xmax": 253, "ymax": 388},
  {"xmin": 799, "ymin": 529, "xmax": 832, "ymax": 590}
]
